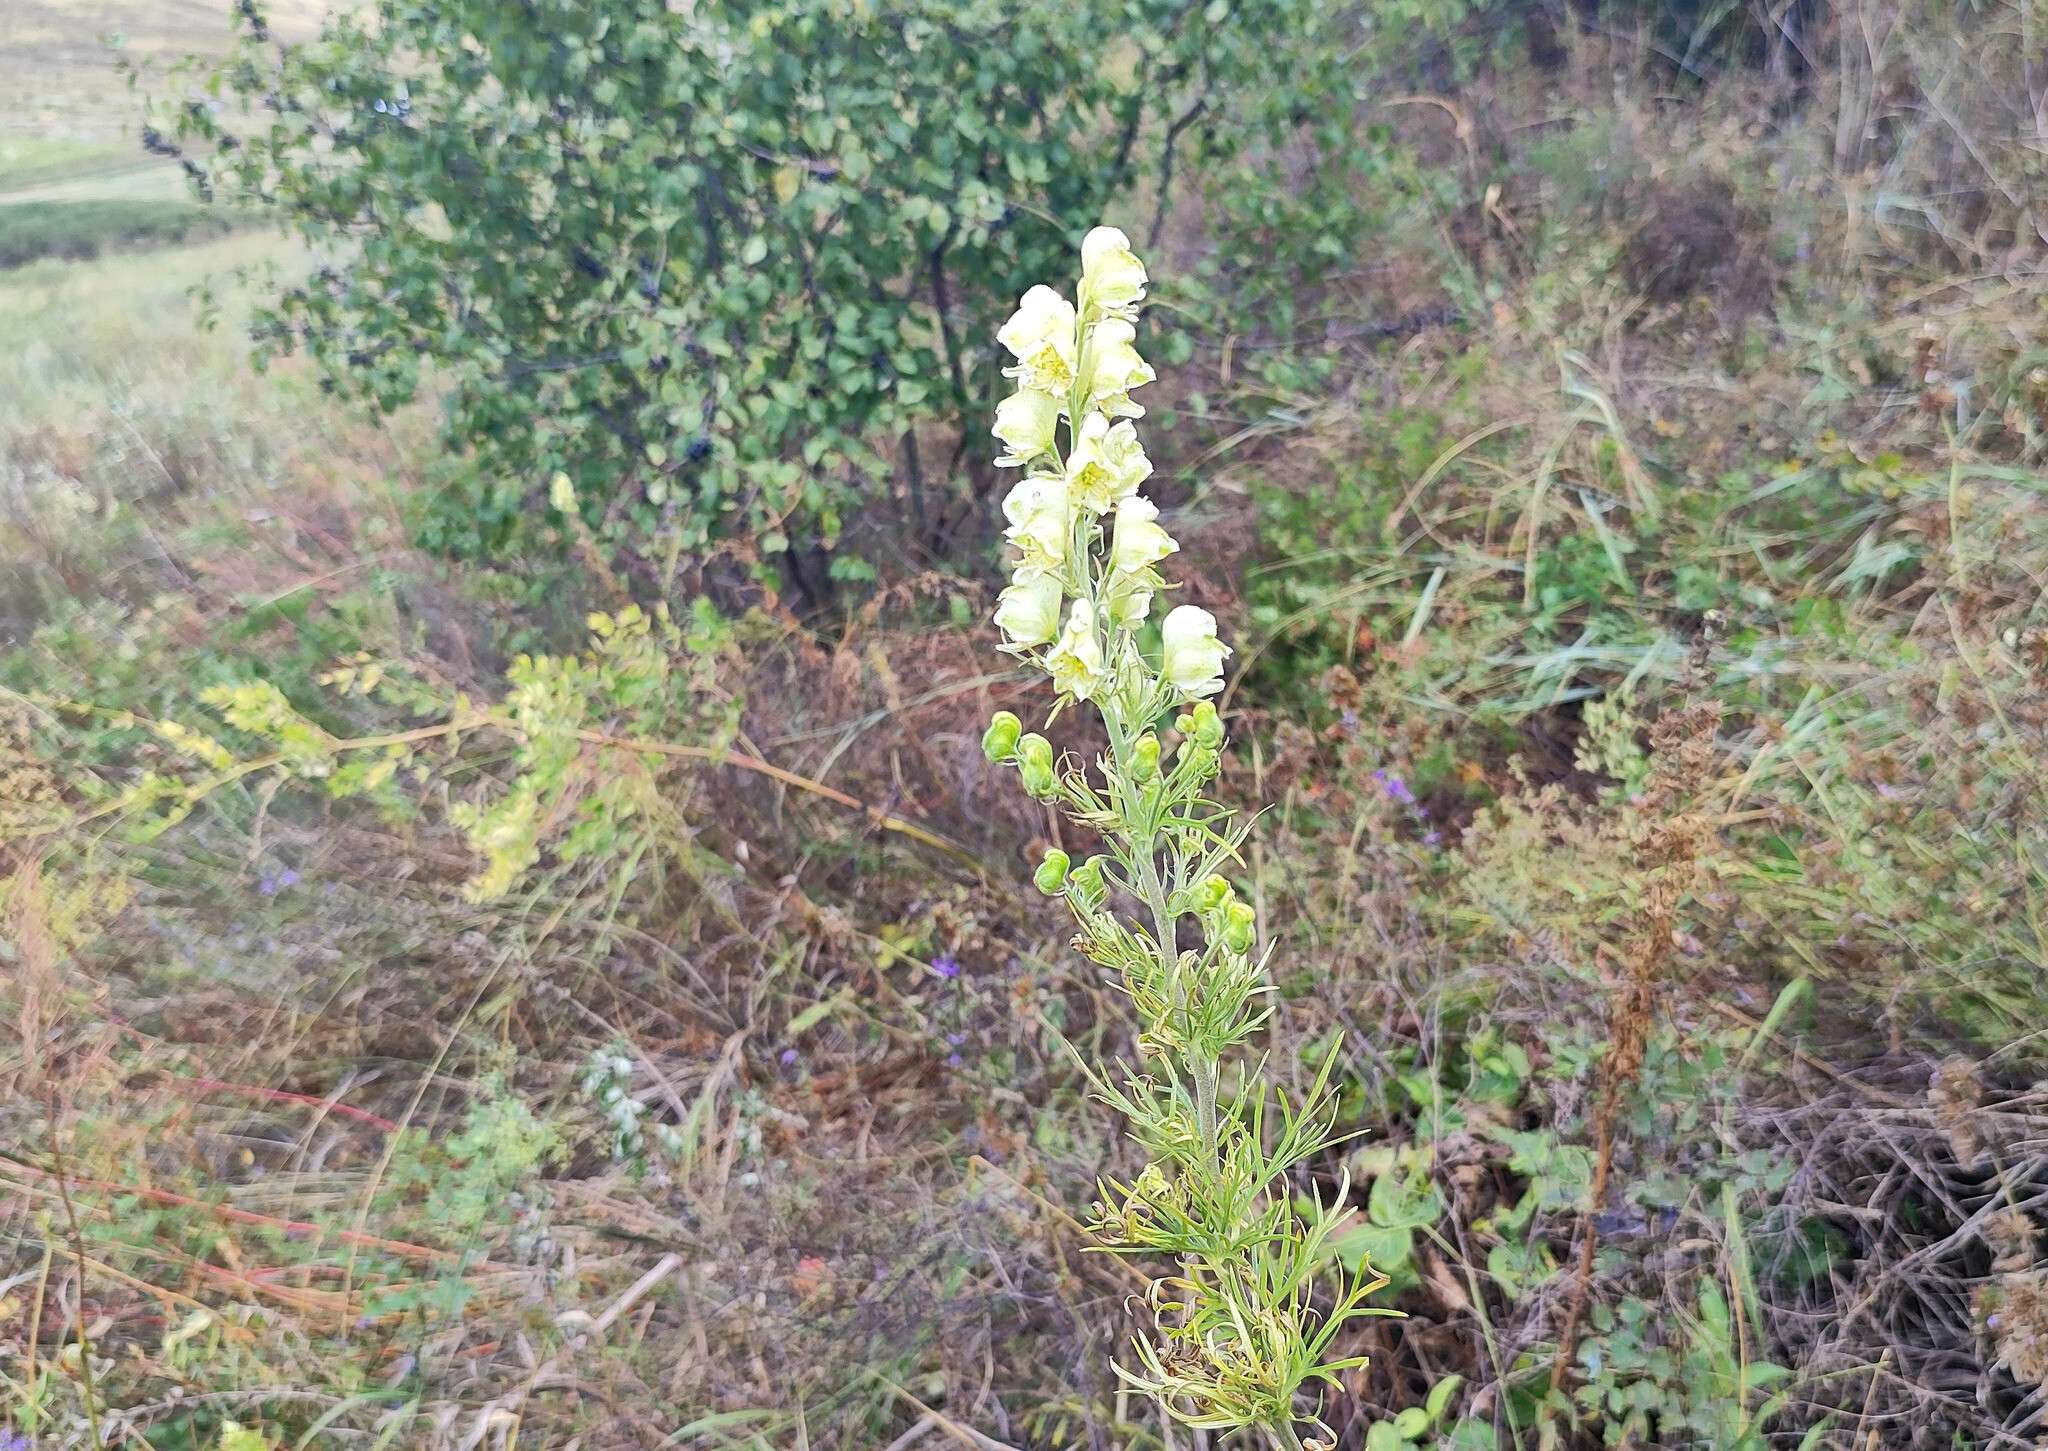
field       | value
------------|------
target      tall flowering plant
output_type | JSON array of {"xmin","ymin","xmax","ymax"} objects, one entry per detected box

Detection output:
[{"xmin": 980, "ymin": 230, "xmax": 1389, "ymax": 1448}]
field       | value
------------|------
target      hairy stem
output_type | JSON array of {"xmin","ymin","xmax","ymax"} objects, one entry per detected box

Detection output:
[{"xmin": 1106, "ymin": 706, "xmax": 1222, "ymax": 1165}]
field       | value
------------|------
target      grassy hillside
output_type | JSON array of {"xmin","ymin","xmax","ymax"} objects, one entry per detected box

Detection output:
[
  {"xmin": 5, "ymin": 4, "xmax": 2048, "ymax": 1450},
  {"xmin": 2, "ymin": 1, "xmax": 324, "ymax": 140},
  {"xmin": 0, "ymin": 2, "xmax": 319, "ymax": 265}
]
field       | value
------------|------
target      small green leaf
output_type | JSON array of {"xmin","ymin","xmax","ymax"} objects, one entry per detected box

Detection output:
[
  {"xmin": 785, "ymin": 989, "xmax": 849, "ymax": 1037},
  {"xmin": 1425, "ymin": 1373, "xmax": 1464, "ymax": 1423}
]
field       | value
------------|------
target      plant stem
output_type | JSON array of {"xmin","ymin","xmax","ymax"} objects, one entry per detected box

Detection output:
[
  {"xmin": 47, "ymin": 1096, "xmax": 105, "ymax": 1451},
  {"xmin": 1182, "ymin": 1031, "xmax": 1220, "ymax": 1166},
  {"xmin": 1273, "ymin": 1415, "xmax": 1310, "ymax": 1451},
  {"xmin": 1142, "ymin": 853, "xmax": 1220, "ymax": 1161},
  {"xmin": 1108, "ymin": 706, "xmax": 1223, "ymax": 1165}
]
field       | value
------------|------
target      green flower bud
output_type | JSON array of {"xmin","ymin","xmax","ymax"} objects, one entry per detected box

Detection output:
[
  {"xmin": 1034, "ymin": 848, "xmax": 1071, "ymax": 894},
  {"xmin": 1129, "ymin": 733, "xmax": 1161, "ymax": 783},
  {"xmin": 1134, "ymin": 1162, "xmax": 1171, "ymax": 1200},
  {"xmin": 1176, "ymin": 732, "xmax": 1219, "ymax": 785},
  {"xmin": 981, "ymin": 710, "xmax": 1023, "ymax": 763},
  {"xmin": 1223, "ymin": 900, "xmax": 1256, "ymax": 954},
  {"xmin": 1068, "ymin": 855, "xmax": 1108, "ymax": 910},
  {"xmin": 1194, "ymin": 874, "xmax": 1232, "ymax": 913},
  {"xmin": 1190, "ymin": 700, "xmax": 1224, "ymax": 749},
  {"xmin": 1017, "ymin": 733, "xmax": 1057, "ymax": 799}
]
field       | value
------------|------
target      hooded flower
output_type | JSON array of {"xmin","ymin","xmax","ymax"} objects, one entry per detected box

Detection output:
[
  {"xmin": 1110, "ymin": 494, "xmax": 1177, "ymax": 575},
  {"xmin": 1002, "ymin": 473, "xmax": 1070, "ymax": 579},
  {"xmin": 1161, "ymin": 605, "xmax": 1229, "ymax": 698},
  {"xmin": 1065, "ymin": 411, "xmax": 1152, "ymax": 513},
  {"xmin": 992, "ymin": 388, "xmax": 1061, "ymax": 467},
  {"xmin": 1082, "ymin": 318, "xmax": 1156, "ymax": 418},
  {"xmin": 1104, "ymin": 572, "xmax": 1154, "ymax": 629},
  {"xmin": 1081, "ymin": 225, "xmax": 1148, "ymax": 319},
  {"xmin": 994, "ymin": 571, "xmax": 1063, "ymax": 650},
  {"xmin": 998, "ymin": 285, "xmax": 1079, "ymax": 396},
  {"xmin": 1047, "ymin": 598, "xmax": 1106, "ymax": 700}
]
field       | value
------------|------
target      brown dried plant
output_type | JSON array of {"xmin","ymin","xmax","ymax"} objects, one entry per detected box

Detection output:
[{"xmin": 1551, "ymin": 640, "xmax": 1725, "ymax": 1392}]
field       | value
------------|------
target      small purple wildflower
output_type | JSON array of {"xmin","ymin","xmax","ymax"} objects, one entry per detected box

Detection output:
[
  {"xmin": 779, "ymin": 1047, "xmax": 800, "ymax": 1067},
  {"xmin": 257, "ymin": 867, "xmax": 301, "ymax": 897},
  {"xmin": 945, "ymin": 1053, "xmax": 964, "ymax": 1069},
  {"xmin": 946, "ymin": 1032, "xmax": 966, "ymax": 1047},
  {"xmin": 1423, "ymin": 829, "xmax": 1442, "ymax": 847},
  {"xmin": 1371, "ymin": 769, "xmax": 1416, "ymax": 807},
  {"xmin": 0, "ymin": 1431, "xmax": 28, "ymax": 1451},
  {"xmin": 931, "ymin": 953, "xmax": 962, "ymax": 981}
]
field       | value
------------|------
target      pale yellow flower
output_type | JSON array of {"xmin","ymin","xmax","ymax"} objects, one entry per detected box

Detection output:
[
  {"xmin": 994, "ymin": 572, "xmax": 1063, "ymax": 650},
  {"xmin": 1047, "ymin": 597, "xmax": 1106, "ymax": 700},
  {"xmin": 1082, "ymin": 318, "xmax": 1156, "ymax": 418},
  {"xmin": 1161, "ymin": 605, "xmax": 1229, "ymax": 698},
  {"xmin": 1065, "ymin": 411, "xmax": 1152, "ymax": 513},
  {"xmin": 1002, "ymin": 473, "xmax": 1070, "ymax": 579},
  {"xmin": 992, "ymin": 388, "xmax": 1061, "ymax": 467},
  {"xmin": 1110, "ymin": 494, "xmax": 1177, "ymax": 575},
  {"xmin": 1081, "ymin": 225, "xmax": 1148, "ymax": 319},
  {"xmin": 998, "ymin": 285, "xmax": 1079, "ymax": 396},
  {"xmin": 1104, "ymin": 573, "xmax": 1154, "ymax": 629}
]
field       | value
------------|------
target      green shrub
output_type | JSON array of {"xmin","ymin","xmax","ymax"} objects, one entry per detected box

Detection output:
[
  {"xmin": 162, "ymin": 0, "xmax": 1337, "ymax": 581},
  {"xmin": 0, "ymin": 196, "xmax": 245, "ymax": 268}
]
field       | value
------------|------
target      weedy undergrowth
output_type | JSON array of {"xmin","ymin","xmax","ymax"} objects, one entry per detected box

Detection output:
[
  {"xmin": 978, "ymin": 228, "xmax": 1393, "ymax": 1447},
  {"xmin": 1551, "ymin": 644, "xmax": 1723, "ymax": 1391}
]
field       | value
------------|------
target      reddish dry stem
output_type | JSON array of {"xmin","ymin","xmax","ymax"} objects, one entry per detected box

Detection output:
[{"xmin": 2, "ymin": 1155, "xmax": 481, "ymax": 1266}]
